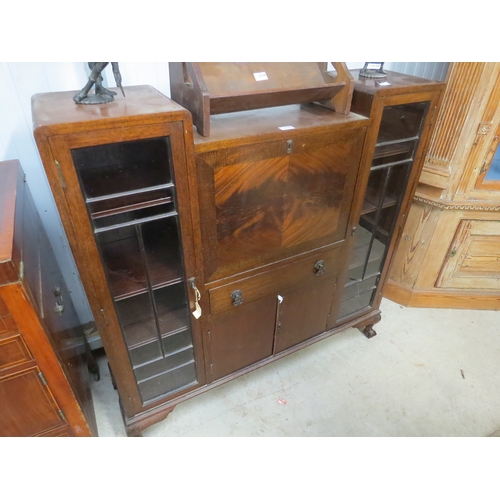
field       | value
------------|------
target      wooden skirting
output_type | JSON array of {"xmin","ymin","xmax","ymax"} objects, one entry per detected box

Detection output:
[{"xmin": 384, "ymin": 279, "xmax": 500, "ymax": 310}]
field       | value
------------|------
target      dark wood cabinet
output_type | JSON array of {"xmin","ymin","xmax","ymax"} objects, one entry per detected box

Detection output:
[
  {"xmin": 32, "ymin": 67, "xmax": 444, "ymax": 436},
  {"xmin": 0, "ymin": 160, "xmax": 96, "ymax": 437}
]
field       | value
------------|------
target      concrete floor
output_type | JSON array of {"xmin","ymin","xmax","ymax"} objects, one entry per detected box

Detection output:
[{"xmin": 90, "ymin": 298, "xmax": 500, "ymax": 437}]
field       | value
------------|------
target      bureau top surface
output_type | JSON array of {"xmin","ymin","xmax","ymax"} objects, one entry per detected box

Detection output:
[
  {"xmin": 32, "ymin": 85, "xmax": 188, "ymax": 135},
  {"xmin": 193, "ymin": 103, "xmax": 369, "ymax": 151}
]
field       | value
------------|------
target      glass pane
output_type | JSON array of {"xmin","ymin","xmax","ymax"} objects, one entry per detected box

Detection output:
[
  {"xmin": 154, "ymin": 283, "xmax": 190, "ymax": 337},
  {"xmin": 71, "ymin": 138, "xmax": 172, "ymax": 199},
  {"xmin": 485, "ymin": 145, "xmax": 500, "ymax": 181},
  {"xmin": 339, "ymin": 289, "xmax": 375, "ymax": 318},
  {"xmin": 116, "ymin": 293, "xmax": 157, "ymax": 348},
  {"xmin": 71, "ymin": 136, "xmax": 198, "ymax": 403},
  {"xmin": 137, "ymin": 362, "xmax": 197, "ymax": 403},
  {"xmin": 129, "ymin": 328, "xmax": 193, "ymax": 367},
  {"xmin": 96, "ymin": 225, "xmax": 147, "ymax": 298},
  {"xmin": 339, "ymin": 101, "xmax": 428, "ymax": 321},
  {"xmin": 143, "ymin": 218, "xmax": 183, "ymax": 290},
  {"xmin": 95, "ymin": 218, "xmax": 183, "ymax": 300},
  {"xmin": 347, "ymin": 226, "xmax": 371, "ymax": 281},
  {"xmin": 134, "ymin": 347, "xmax": 194, "ymax": 381},
  {"xmin": 377, "ymin": 102, "xmax": 429, "ymax": 143}
]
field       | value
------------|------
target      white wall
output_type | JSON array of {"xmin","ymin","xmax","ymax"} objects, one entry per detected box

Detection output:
[
  {"xmin": 0, "ymin": 62, "xmax": 173, "ymax": 323},
  {"xmin": 0, "ymin": 62, "xmax": 449, "ymax": 324}
]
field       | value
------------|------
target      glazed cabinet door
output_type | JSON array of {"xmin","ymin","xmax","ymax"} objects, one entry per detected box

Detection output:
[
  {"xmin": 48, "ymin": 123, "xmax": 204, "ymax": 414},
  {"xmin": 337, "ymin": 99, "xmax": 433, "ymax": 322}
]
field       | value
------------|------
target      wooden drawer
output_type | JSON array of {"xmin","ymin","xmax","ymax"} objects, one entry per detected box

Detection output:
[
  {"xmin": 209, "ymin": 245, "xmax": 342, "ymax": 315},
  {"xmin": 0, "ymin": 334, "xmax": 32, "ymax": 372}
]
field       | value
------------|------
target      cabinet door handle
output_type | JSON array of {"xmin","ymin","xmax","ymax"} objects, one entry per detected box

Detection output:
[
  {"xmin": 230, "ymin": 290, "xmax": 244, "ymax": 306},
  {"xmin": 189, "ymin": 278, "xmax": 202, "ymax": 319},
  {"xmin": 314, "ymin": 260, "xmax": 325, "ymax": 275}
]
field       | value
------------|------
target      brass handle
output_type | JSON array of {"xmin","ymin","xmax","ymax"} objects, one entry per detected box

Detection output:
[
  {"xmin": 314, "ymin": 260, "xmax": 325, "ymax": 275},
  {"xmin": 230, "ymin": 290, "xmax": 244, "ymax": 306}
]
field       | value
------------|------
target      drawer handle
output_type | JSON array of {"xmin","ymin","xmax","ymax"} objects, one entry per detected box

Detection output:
[
  {"xmin": 314, "ymin": 260, "xmax": 325, "ymax": 275},
  {"xmin": 230, "ymin": 290, "xmax": 244, "ymax": 306}
]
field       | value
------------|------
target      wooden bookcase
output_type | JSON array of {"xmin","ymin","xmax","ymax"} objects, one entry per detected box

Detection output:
[{"xmin": 32, "ymin": 66, "xmax": 444, "ymax": 436}]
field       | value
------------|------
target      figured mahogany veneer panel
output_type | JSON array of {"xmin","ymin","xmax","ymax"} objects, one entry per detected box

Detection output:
[{"xmin": 198, "ymin": 128, "xmax": 363, "ymax": 282}]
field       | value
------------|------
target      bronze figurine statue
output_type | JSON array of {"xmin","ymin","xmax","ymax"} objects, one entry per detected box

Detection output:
[{"xmin": 73, "ymin": 62, "xmax": 125, "ymax": 104}]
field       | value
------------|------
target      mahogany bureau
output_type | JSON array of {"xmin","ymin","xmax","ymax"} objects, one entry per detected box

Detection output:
[{"xmin": 32, "ymin": 65, "xmax": 444, "ymax": 435}]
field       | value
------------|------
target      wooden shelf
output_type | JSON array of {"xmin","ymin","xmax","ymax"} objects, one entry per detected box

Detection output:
[
  {"xmin": 87, "ymin": 183, "xmax": 174, "ymax": 215},
  {"xmin": 361, "ymin": 185, "xmax": 398, "ymax": 215},
  {"xmin": 134, "ymin": 347, "xmax": 195, "ymax": 383},
  {"xmin": 100, "ymin": 234, "xmax": 183, "ymax": 300},
  {"xmin": 348, "ymin": 226, "xmax": 386, "ymax": 281},
  {"xmin": 373, "ymin": 137, "xmax": 417, "ymax": 160},
  {"xmin": 170, "ymin": 62, "xmax": 355, "ymax": 136},
  {"xmin": 122, "ymin": 307, "xmax": 190, "ymax": 349},
  {"xmin": 128, "ymin": 328, "xmax": 193, "ymax": 368},
  {"xmin": 91, "ymin": 197, "xmax": 174, "ymax": 221}
]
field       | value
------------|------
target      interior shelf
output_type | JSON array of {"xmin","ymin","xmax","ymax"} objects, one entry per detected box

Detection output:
[
  {"xmin": 348, "ymin": 226, "xmax": 386, "ymax": 281},
  {"xmin": 137, "ymin": 361, "xmax": 197, "ymax": 403},
  {"xmin": 121, "ymin": 305, "xmax": 190, "ymax": 349},
  {"xmin": 93, "ymin": 208, "xmax": 178, "ymax": 233},
  {"xmin": 98, "ymin": 230, "xmax": 183, "ymax": 300},
  {"xmin": 134, "ymin": 347, "xmax": 195, "ymax": 383},
  {"xmin": 128, "ymin": 328, "xmax": 194, "ymax": 368},
  {"xmin": 88, "ymin": 184, "xmax": 174, "ymax": 217},
  {"xmin": 72, "ymin": 137, "xmax": 172, "ymax": 200},
  {"xmin": 361, "ymin": 185, "xmax": 398, "ymax": 215},
  {"xmin": 374, "ymin": 136, "xmax": 418, "ymax": 156},
  {"xmin": 349, "ymin": 226, "xmax": 385, "ymax": 268}
]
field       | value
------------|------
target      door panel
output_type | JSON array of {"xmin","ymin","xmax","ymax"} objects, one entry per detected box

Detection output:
[
  {"xmin": 197, "ymin": 128, "xmax": 365, "ymax": 281},
  {"xmin": 274, "ymin": 277, "xmax": 337, "ymax": 353},
  {"xmin": 208, "ymin": 296, "xmax": 277, "ymax": 382},
  {"xmin": 437, "ymin": 220, "xmax": 500, "ymax": 289},
  {"xmin": 0, "ymin": 367, "xmax": 65, "ymax": 436},
  {"xmin": 48, "ymin": 123, "xmax": 204, "ymax": 413}
]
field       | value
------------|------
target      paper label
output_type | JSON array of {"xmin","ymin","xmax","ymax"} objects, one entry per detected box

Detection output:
[
  {"xmin": 367, "ymin": 63, "xmax": 382, "ymax": 70},
  {"xmin": 192, "ymin": 303, "xmax": 202, "ymax": 319},
  {"xmin": 254, "ymin": 72, "xmax": 268, "ymax": 81},
  {"xmin": 376, "ymin": 81, "xmax": 391, "ymax": 86},
  {"xmin": 279, "ymin": 126, "xmax": 295, "ymax": 130}
]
